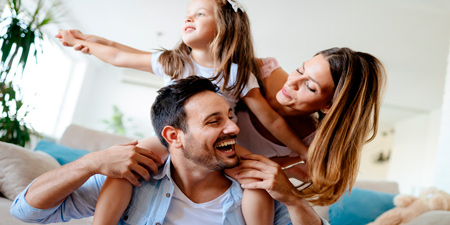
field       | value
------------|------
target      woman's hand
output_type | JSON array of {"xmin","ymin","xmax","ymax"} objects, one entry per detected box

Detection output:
[
  {"xmin": 236, "ymin": 154, "xmax": 300, "ymax": 206},
  {"xmin": 237, "ymin": 154, "xmax": 323, "ymax": 225}
]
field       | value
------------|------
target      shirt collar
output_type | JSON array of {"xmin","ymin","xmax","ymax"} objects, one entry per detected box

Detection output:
[{"xmin": 153, "ymin": 155, "xmax": 172, "ymax": 180}]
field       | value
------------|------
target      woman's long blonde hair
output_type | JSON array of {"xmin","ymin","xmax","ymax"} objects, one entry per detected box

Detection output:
[
  {"xmin": 300, "ymin": 47, "xmax": 386, "ymax": 206},
  {"xmin": 158, "ymin": 0, "xmax": 261, "ymax": 98}
]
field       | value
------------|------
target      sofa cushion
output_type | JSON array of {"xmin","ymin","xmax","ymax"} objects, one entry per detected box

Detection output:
[
  {"xmin": 35, "ymin": 140, "xmax": 90, "ymax": 165},
  {"xmin": 408, "ymin": 210, "xmax": 450, "ymax": 225},
  {"xmin": 0, "ymin": 142, "xmax": 61, "ymax": 200},
  {"xmin": 59, "ymin": 124, "xmax": 134, "ymax": 152},
  {"xmin": 329, "ymin": 187, "xmax": 396, "ymax": 225}
]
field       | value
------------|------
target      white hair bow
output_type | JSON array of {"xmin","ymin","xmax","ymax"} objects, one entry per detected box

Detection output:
[{"xmin": 227, "ymin": 0, "xmax": 245, "ymax": 13}]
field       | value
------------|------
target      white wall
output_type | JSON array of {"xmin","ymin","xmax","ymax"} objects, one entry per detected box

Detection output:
[
  {"xmin": 433, "ymin": 39, "xmax": 450, "ymax": 192},
  {"xmin": 358, "ymin": 127, "xmax": 394, "ymax": 181},
  {"xmin": 386, "ymin": 109, "xmax": 441, "ymax": 195},
  {"xmin": 70, "ymin": 61, "xmax": 162, "ymax": 139}
]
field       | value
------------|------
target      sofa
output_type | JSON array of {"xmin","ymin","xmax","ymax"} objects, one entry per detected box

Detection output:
[
  {"xmin": 0, "ymin": 124, "xmax": 133, "ymax": 225},
  {"xmin": 1, "ymin": 124, "xmax": 449, "ymax": 224}
]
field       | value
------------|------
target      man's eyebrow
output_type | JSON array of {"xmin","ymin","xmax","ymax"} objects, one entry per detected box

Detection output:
[{"xmin": 203, "ymin": 108, "xmax": 232, "ymax": 121}]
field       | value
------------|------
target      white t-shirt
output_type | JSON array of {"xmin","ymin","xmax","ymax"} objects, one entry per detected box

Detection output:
[
  {"xmin": 164, "ymin": 182, "xmax": 230, "ymax": 225},
  {"xmin": 151, "ymin": 51, "xmax": 259, "ymax": 111}
]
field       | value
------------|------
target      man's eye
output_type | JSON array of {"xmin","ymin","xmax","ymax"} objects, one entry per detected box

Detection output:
[
  {"xmin": 296, "ymin": 68, "xmax": 303, "ymax": 75},
  {"xmin": 207, "ymin": 121, "xmax": 218, "ymax": 124},
  {"xmin": 198, "ymin": 12, "xmax": 205, "ymax": 17}
]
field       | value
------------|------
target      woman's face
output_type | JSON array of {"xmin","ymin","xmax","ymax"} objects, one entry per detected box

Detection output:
[{"xmin": 276, "ymin": 54, "xmax": 336, "ymax": 115}]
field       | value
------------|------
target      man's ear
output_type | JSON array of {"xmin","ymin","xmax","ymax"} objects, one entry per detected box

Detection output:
[{"xmin": 162, "ymin": 126, "xmax": 182, "ymax": 148}]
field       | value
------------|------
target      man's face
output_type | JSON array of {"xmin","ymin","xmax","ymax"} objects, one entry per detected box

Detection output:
[{"xmin": 181, "ymin": 91, "xmax": 240, "ymax": 170}]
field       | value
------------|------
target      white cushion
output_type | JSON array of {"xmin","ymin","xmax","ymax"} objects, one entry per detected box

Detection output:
[{"xmin": 0, "ymin": 142, "xmax": 60, "ymax": 200}]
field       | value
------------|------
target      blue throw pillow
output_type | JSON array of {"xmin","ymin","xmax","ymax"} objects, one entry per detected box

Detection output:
[
  {"xmin": 329, "ymin": 187, "xmax": 396, "ymax": 225},
  {"xmin": 34, "ymin": 140, "xmax": 90, "ymax": 165}
]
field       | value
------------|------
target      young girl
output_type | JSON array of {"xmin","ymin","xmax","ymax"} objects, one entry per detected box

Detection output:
[{"xmin": 57, "ymin": 0, "xmax": 309, "ymax": 224}]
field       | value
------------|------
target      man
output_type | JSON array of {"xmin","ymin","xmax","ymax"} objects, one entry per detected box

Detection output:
[{"xmin": 11, "ymin": 76, "xmax": 326, "ymax": 224}]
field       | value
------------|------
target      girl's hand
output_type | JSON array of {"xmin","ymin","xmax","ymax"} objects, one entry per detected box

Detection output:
[
  {"xmin": 55, "ymin": 29, "xmax": 92, "ymax": 54},
  {"xmin": 236, "ymin": 154, "xmax": 300, "ymax": 206}
]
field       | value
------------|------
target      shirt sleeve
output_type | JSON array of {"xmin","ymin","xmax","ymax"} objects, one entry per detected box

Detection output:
[
  {"xmin": 260, "ymin": 57, "xmax": 281, "ymax": 79},
  {"xmin": 151, "ymin": 51, "xmax": 165, "ymax": 78},
  {"xmin": 240, "ymin": 73, "xmax": 260, "ymax": 98},
  {"xmin": 10, "ymin": 175, "xmax": 106, "ymax": 223}
]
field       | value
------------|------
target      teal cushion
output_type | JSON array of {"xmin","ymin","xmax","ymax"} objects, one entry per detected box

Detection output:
[
  {"xmin": 329, "ymin": 187, "xmax": 396, "ymax": 225},
  {"xmin": 34, "ymin": 140, "xmax": 90, "ymax": 165}
]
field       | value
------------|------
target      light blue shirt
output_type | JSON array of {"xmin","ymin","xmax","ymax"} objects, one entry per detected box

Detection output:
[{"xmin": 10, "ymin": 156, "xmax": 301, "ymax": 225}]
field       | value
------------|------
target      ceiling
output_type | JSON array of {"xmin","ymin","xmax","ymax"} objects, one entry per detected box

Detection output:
[{"xmin": 55, "ymin": 0, "xmax": 450, "ymax": 127}]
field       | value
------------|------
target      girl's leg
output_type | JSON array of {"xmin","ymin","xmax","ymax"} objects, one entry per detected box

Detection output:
[
  {"xmin": 226, "ymin": 147, "xmax": 274, "ymax": 225},
  {"xmin": 93, "ymin": 177, "xmax": 133, "ymax": 225}
]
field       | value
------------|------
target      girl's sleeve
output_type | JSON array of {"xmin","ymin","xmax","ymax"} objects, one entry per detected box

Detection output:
[
  {"xmin": 151, "ymin": 51, "xmax": 165, "ymax": 77},
  {"xmin": 260, "ymin": 57, "xmax": 281, "ymax": 79}
]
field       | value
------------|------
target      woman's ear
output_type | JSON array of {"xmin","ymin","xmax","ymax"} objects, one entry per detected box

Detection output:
[
  {"xmin": 161, "ymin": 126, "xmax": 182, "ymax": 148},
  {"xmin": 320, "ymin": 103, "xmax": 332, "ymax": 114}
]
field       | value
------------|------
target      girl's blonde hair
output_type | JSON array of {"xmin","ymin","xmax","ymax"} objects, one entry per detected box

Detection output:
[
  {"xmin": 300, "ymin": 47, "xmax": 386, "ymax": 206},
  {"xmin": 158, "ymin": 0, "xmax": 261, "ymax": 98}
]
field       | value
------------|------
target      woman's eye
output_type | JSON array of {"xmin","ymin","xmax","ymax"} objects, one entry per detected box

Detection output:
[
  {"xmin": 198, "ymin": 12, "xmax": 205, "ymax": 17},
  {"xmin": 306, "ymin": 83, "xmax": 316, "ymax": 93},
  {"xmin": 296, "ymin": 68, "xmax": 303, "ymax": 75}
]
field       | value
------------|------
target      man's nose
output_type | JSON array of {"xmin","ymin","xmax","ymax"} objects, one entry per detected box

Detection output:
[
  {"xmin": 223, "ymin": 118, "xmax": 240, "ymax": 135},
  {"xmin": 185, "ymin": 17, "xmax": 193, "ymax": 23}
]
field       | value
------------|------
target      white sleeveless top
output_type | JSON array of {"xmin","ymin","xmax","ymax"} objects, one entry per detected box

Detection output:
[
  {"xmin": 236, "ymin": 57, "xmax": 315, "ymax": 158},
  {"xmin": 236, "ymin": 110, "xmax": 315, "ymax": 158}
]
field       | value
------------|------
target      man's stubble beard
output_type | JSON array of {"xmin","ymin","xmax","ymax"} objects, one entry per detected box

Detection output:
[{"xmin": 183, "ymin": 133, "xmax": 239, "ymax": 171}]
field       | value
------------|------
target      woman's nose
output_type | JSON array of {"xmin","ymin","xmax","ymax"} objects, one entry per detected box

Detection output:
[
  {"xmin": 185, "ymin": 18, "xmax": 193, "ymax": 23},
  {"xmin": 287, "ymin": 76, "xmax": 301, "ymax": 90}
]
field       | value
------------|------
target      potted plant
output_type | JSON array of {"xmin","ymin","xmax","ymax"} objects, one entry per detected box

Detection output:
[{"xmin": 0, "ymin": 0, "xmax": 62, "ymax": 147}]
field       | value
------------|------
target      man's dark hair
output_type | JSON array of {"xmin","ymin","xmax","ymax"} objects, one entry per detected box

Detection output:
[{"xmin": 151, "ymin": 76, "xmax": 219, "ymax": 148}]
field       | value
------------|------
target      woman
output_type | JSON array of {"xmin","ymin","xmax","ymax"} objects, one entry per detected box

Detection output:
[{"xmin": 236, "ymin": 48, "xmax": 385, "ymax": 206}]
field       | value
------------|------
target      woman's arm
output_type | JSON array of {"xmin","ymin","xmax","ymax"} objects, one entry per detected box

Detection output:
[
  {"xmin": 236, "ymin": 154, "xmax": 323, "ymax": 225},
  {"xmin": 57, "ymin": 30, "xmax": 153, "ymax": 72},
  {"xmin": 243, "ymin": 88, "xmax": 308, "ymax": 161}
]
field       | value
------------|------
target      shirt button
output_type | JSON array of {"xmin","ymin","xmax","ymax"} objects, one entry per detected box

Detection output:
[
  {"xmin": 166, "ymin": 193, "xmax": 171, "ymax": 197},
  {"xmin": 123, "ymin": 215, "xmax": 128, "ymax": 220}
]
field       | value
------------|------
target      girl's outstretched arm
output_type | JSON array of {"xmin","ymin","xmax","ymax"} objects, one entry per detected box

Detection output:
[
  {"xmin": 57, "ymin": 29, "xmax": 153, "ymax": 73},
  {"xmin": 243, "ymin": 88, "xmax": 308, "ymax": 161},
  {"xmin": 93, "ymin": 178, "xmax": 132, "ymax": 225},
  {"xmin": 56, "ymin": 30, "xmax": 149, "ymax": 55}
]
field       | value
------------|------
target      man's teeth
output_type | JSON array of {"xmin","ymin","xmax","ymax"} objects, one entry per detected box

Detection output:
[
  {"xmin": 217, "ymin": 140, "xmax": 235, "ymax": 147},
  {"xmin": 216, "ymin": 140, "xmax": 236, "ymax": 152}
]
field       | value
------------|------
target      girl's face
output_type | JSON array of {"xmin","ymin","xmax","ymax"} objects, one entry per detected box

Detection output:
[
  {"xmin": 182, "ymin": 0, "xmax": 217, "ymax": 49},
  {"xmin": 276, "ymin": 54, "xmax": 336, "ymax": 115}
]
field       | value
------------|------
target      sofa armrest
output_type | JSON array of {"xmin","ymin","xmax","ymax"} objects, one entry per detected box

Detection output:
[{"xmin": 59, "ymin": 124, "xmax": 134, "ymax": 152}]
